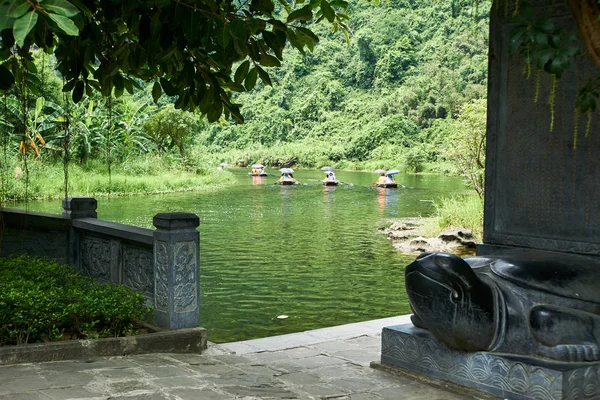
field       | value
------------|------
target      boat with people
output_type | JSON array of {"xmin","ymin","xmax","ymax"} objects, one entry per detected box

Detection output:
[
  {"xmin": 375, "ymin": 169, "xmax": 400, "ymax": 188},
  {"xmin": 321, "ymin": 166, "xmax": 339, "ymax": 186},
  {"xmin": 249, "ymin": 163, "xmax": 268, "ymax": 176},
  {"xmin": 277, "ymin": 168, "xmax": 298, "ymax": 185}
]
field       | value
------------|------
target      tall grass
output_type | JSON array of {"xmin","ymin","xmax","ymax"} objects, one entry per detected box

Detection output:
[
  {"xmin": 422, "ymin": 194, "xmax": 484, "ymax": 241},
  {"xmin": 0, "ymin": 156, "xmax": 234, "ymax": 201}
]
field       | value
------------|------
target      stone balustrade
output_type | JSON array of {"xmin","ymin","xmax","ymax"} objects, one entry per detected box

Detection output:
[{"xmin": 0, "ymin": 197, "xmax": 200, "ymax": 330}]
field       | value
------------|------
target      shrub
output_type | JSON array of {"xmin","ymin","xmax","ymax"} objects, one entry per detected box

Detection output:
[{"xmin": 0, "ymin": 256, "xmax": 153, "ymax": 345}]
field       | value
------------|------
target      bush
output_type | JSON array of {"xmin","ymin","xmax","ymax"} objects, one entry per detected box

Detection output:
[{"xmin": 0, "ymin": 256, "xmax": 153, "ymax": 345}]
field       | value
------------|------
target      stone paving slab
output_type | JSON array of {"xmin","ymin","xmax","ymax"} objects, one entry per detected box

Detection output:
[{"xmin": 0, "ymin": 316, "xmax": 494, "ymax": 400}]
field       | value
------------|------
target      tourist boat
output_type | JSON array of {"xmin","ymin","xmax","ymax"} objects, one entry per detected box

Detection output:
[
  {"xmin": 321, "ymin": 166, "xmax": 338, "ymax": 186},
  {"xmin": 277, "ymin": 168, "xmax": 297, "ymax": 185},
  {"xmin": 278, "ymin": 180, "xmax": 297, "ymax": 185},
  {"xmin": 374, "ymin": 169, "xmax": 400, "ymax": 188},
  {"xmin": 376, "ymin": 182, "xmax": 398, "ymax": 188},
  {"xmin": 249, "ymin": 164, "xmax": 268, "ymax": 176}
]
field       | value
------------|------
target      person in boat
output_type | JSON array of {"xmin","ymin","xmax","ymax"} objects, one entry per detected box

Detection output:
[
  {"xmin": 377, "ymin": 173, "xmax": 387, "ymax": 185},
  {"xmin": 259, "ymin": 167, "xmax": 265, "ymax": 175},
  {"xmin": 385, "ymin": 174, "xmax": 395, "ymax": 184},
  {"xmin": 327, "ymin": 172, "xmax": 337, "ymax": 181},
  {"xmin": 280, "ymin": 173, "xmax": 294, "ymax": 182}
]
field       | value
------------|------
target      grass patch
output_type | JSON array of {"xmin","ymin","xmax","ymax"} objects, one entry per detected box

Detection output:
[
  {"xmin": 0, "ymin": 156, "xmax": 235, "ymax": 201},
  {"xmin": 422, "ymin": 194, "xmax": 484, "ymax": 241}
]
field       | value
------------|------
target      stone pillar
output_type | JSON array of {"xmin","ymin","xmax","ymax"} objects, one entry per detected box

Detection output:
[
  {"xmin": 152, "ymin": 213, "xmax": 200, "ymax": 329},
  {"xmin": 62, "ymin": 197, "xmax": 98, "ymax": 266},
  {"xmin": 62, "ymin": 197, "xmax": 98, "ymax": 219}
]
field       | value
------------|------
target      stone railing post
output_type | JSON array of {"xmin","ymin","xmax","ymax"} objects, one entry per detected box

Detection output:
[
  {"xmin": 152, "ymin": 213, "xmax": 200, "ymax": 329},
  {"xmin": 62, "ymin": 197, "xmax": 97, "ymax": 265},
  {"xmin": 62, "ymin": 197, "xmax": 98, "ymax": 219}
]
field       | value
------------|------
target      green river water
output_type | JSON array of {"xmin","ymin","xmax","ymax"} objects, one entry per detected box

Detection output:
[{"xmin": 17, "ymin": 169, "xmax": 467, "ymax": 343}]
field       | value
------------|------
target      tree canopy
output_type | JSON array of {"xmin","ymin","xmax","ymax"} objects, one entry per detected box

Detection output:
[{"xmin": 0, "ymin": 0, "xmax": 351, "ymax": 122}]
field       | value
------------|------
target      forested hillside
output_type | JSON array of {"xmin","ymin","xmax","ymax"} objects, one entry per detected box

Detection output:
[
  {"xmin": 198, "ymin": 0, "xmax": 491, "ymax": 171},
  {"xmin": 0, "ymin": 0, "xmax": 490, "ymax": 200}
]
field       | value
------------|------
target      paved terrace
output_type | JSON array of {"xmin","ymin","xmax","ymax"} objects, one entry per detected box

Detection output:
[{"xmin": 0, "ymin": 315, "xmax": 493, "ymax": 400}]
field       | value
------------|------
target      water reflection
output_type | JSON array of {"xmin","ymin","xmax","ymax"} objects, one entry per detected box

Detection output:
[
  {"xmin": 377, "ymin": 187, "xmax": 399, "ymax": 217},
  {"xmin": 323, "ymin": 185, "xmax": 335, "ymax": 219},
  {"xmin": 251, "ymin": 176, "xmax": 265, "ymax": 185}
]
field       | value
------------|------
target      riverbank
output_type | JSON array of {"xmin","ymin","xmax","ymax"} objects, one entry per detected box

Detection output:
[{"xmin": 1, "ymin": 158, "xmax": 235, "ymax": 201}]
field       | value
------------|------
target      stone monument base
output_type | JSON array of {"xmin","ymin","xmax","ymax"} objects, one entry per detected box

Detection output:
[{"xmin": 379, "ymin": 324, "xmax": 600, "ymax": 400}]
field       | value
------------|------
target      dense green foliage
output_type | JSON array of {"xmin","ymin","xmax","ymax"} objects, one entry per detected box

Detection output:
[
  {"xmin": 198, "ymin": 0, "xmax": 490, "ymax": 171},
  {"xmin": 0, "ymin": 255, "xmax": 153, "ymax": 345},
  {"xmin": 0, "ymin": 0, "xmax": 350, "ymax": 122},
  {"xmin": 440, "ymin": 98, "xmax": 486, "ymax": 198},
  {"xmin": 0, "ymin": 0, "xmax": 492, "ymax": 201}
]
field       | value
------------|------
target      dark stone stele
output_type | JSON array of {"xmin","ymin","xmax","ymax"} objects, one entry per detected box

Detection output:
[{"xmin": 383, "ymin": 249, "xmax": 600, "ymax": 400}]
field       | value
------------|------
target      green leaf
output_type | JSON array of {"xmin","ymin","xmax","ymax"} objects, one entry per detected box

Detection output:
[
  {"xmin": 0, "ymin": 64, "xmax": 14, "ymax": 91},
  {"xmin": 62, "ymin": 78, "xmax": 77, "ymax": 92},
  {"xmin": 13, "ymin": 11, "xmax": 38, "ymax": 48},
  {"xmin": 113, "ymin": 73, "xmax": 124, "ymax": 97},
  {"xmin": 72, "ymin": 80, "xmax": 84, "ymax": 103},
  {"xmin": 123, "ymin": 78, "xmax": 133, "ymax": 94},
  {"xmin": 245, "ymin": 67, "xmax": 258, "ymax": 91},
  {"xmin": 221, "ymin": 81, "xmax": 246, "ymax": 92},
  {"xmin": 182, "ymin": 10, "xmax": 202, "ymax": 44},
  {"xmin": 287, "ymin": 5, "xmax": 313, "ymax": 23},
  {"xmin": 152, "ymin": 81, "xmax": 162, "ymax": 103},
  {"xmin": 7, "ymin": 1, "xmax": 30, "ymax": 18},
  {"xmin": 47, "ymin": 13, "xmax": 79, "ymax": 36},
  {"xmin": 0, "ymin": 5, "xmax": 15, "ymax": 31},
  {"xmin": 234, "ymin": 60, "xmax": 250, "ymax": 85},
  {"xmin": 41, "ymin": 0, "xmax": 80, "ymax": 17},
  {"xmin": 295, "ymin": 26, "xmax": 319, "ymax": 43},
  {"xmin": 320, "ymin": 0, "xmax": 335, "ymax": 23},
  {"xmin": 35, "ymin": 97, "xmax": 45, "ymax": 118},
  {"xmin": 150, "ymin": 12, "xmax": 161, "ymax": 37},
  {"xmin": 260, "ymin": 54, "xmax": 281, "ymax": 67},
  {"xmin": 228, "ymin": 20, "xmax": 246, "ymax": 40},
  {"xmin": 329, "ymin": 0, "xmax": 348, "ymax": 7},
  {"xmin": 160, "ymin": 77, "xmax": 177, "ymax": 96},
  {"xmin": 255, "ymin": 65, "xmax": 271, "ymax": 86}
]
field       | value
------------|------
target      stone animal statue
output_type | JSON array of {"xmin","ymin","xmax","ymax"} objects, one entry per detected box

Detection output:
[{"xmin": 405, "ymin": 250, "xmax": 600, "ymax": 362}]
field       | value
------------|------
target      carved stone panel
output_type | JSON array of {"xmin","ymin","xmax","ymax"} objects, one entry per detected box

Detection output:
[
  {"xmin": 173, "ymin": 241, "xmax": 197, "ymax": 313},
  {"xmin": 123, "ymin": 244, "xmax": 153, "ymax": 298},
  {"xmin": 154, "ymin": 240, "xmax": 169, "ymax": 312},
  {"xmin": 1, "ymin": 228, "xmax": 67, "ymax": 263},
  {"xmin": 79, "ymin": 235, "xmax": 111, "ymax": 282}
]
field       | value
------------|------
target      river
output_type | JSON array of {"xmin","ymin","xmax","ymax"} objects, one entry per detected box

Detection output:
[{"xmin": 16, "ymin": 169, "xmax": 468, "ymax": 343}]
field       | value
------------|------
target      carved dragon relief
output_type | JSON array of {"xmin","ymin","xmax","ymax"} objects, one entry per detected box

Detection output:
[
  {"xmin": 123, "ymin": 245, "xmax": 153, "ymax": 297},
  {"xmin": 79, "ymin": 235, "xmax": 111, "ymax": 282}
]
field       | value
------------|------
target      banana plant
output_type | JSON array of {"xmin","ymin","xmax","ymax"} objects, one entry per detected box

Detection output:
[{"xmin": 0, "ymin": 96, "xmax": 62, "ymax": 159}]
